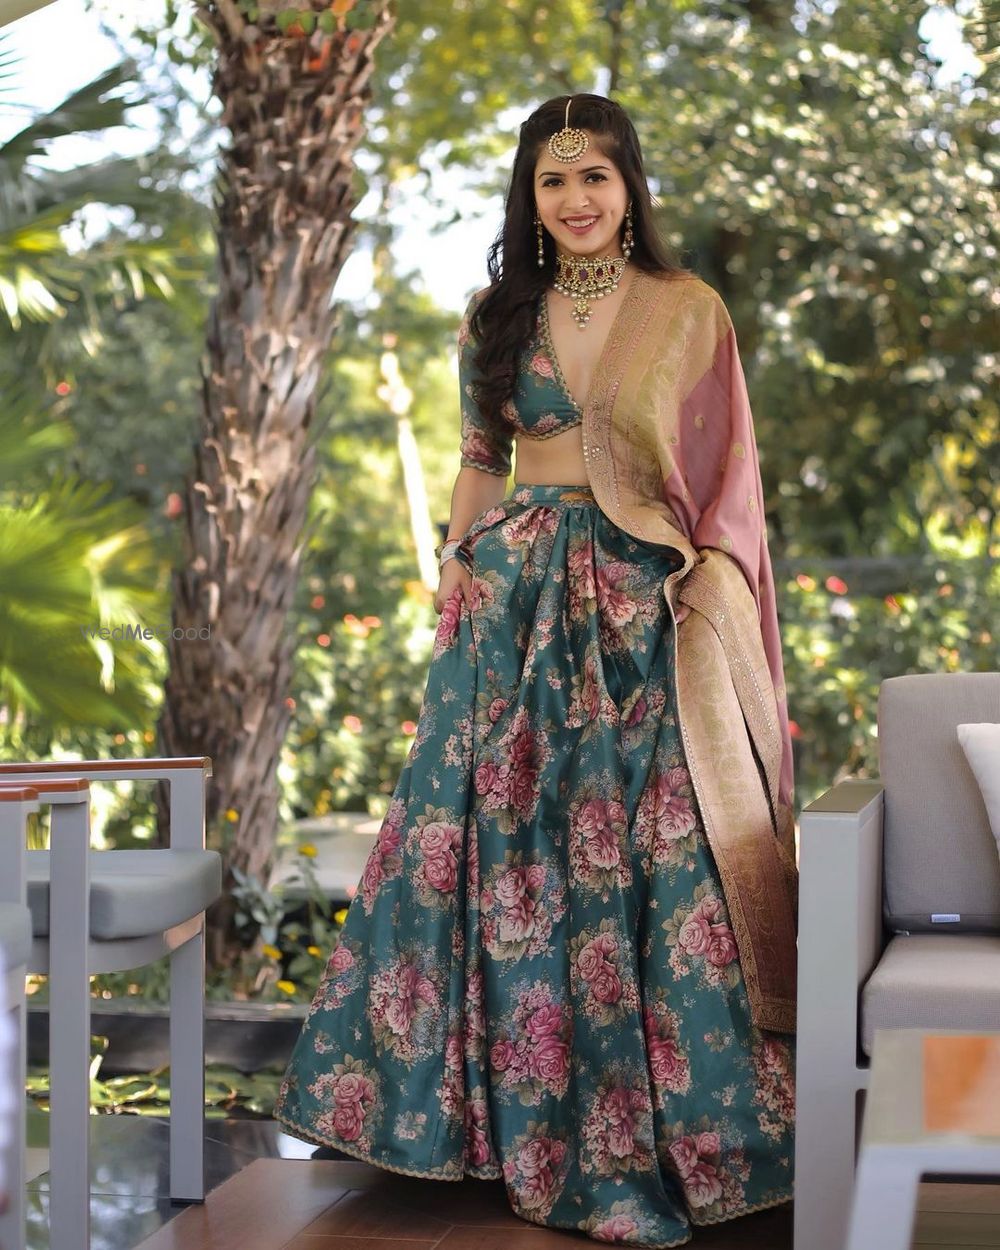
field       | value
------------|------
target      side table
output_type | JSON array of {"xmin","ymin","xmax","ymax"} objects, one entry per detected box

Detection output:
[{"xmin": 846, "ymin": 1028, "xmax": 1000, "ymax": 1250}]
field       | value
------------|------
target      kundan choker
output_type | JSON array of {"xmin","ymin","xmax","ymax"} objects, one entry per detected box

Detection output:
[{"xmin": 553, "ymin": 250, "xmax": 628, "ymax": 329}]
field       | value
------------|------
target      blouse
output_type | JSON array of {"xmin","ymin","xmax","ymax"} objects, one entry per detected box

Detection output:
[{"xmin": 457, "ymin": 289, "xmax": 584, "ymax": 477}]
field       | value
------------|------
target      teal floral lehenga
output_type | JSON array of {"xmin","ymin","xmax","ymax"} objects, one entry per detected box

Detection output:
[{"xmin": 273, "ymin": 293, "xmax": 795, "ymax": 1248}]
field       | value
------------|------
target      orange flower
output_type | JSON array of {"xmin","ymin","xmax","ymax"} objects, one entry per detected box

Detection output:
[{"xmin": 825, "ymin": 575, "xmax": 848, "ymax": 594}]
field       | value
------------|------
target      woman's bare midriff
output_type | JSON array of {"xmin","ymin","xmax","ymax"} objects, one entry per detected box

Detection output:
[{"xmin": 513, "ymin": 426, "xmax": 590, "ymax": 486}]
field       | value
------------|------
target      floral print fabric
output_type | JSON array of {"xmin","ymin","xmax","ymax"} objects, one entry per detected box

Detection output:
[
  {"xmin": 458, "ymin": 292, "xmax": 584, "ymax": 478},
  {"xmin": 274, "ymin": 484, "xmax": 795, "ymax": 1248}
]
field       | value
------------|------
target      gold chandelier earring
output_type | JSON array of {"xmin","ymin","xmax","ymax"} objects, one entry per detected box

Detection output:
[
  {"xmin": 536, "ymin": 213, "xmax": 545, "ymax": 268},
  {"xmin": 622, "ymin": 202, "xmax": 634, "ymax": 261}
]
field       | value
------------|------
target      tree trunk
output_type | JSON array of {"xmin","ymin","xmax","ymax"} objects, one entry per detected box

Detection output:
[{"xmin": 155, "ymin": 0, "xmax": 394, "ymax": 970}]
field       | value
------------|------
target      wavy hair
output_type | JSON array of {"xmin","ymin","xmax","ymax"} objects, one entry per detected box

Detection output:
[{"xmin": 470, "ymin": 94, "xmax": 694, "ymax": 429}]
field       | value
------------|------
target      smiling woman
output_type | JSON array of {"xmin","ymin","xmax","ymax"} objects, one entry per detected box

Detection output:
[{"xmin": 275, "ymin": 93, "xmax": 798, "ymax": 1250}]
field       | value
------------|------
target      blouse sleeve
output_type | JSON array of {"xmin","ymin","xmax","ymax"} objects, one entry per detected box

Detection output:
[{"xmin": 457, "ymin": 291, "xmax": 513, "ymax": 477}]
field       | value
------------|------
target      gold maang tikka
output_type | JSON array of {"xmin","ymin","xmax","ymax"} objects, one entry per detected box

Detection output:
[{"xmin": 547, "ymin": 97, "xmax": 589, "ymax": 163}]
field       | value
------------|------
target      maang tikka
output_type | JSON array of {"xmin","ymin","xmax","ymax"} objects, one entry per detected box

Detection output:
[{"xmin": 547, "ymin": 97, "xmax": 589, "ymax": 163}]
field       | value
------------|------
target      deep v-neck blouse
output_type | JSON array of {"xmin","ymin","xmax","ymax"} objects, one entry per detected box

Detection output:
[{"xmin": 458, "ymin": 290, "xmax": 584, "ymax": 478}]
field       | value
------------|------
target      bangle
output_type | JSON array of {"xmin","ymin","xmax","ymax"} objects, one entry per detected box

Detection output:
[
  {"xmin": 435, "ymin": 537, "xmax": 464, "ymax": 560},
  {"xmin": 437, "ymin": 539, "xmax": 463, "ymax": 569}
]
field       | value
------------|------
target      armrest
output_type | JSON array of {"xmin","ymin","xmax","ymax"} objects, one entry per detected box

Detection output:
[
  {"xmin": 0, "ymin": 759, "xmax": 211, "ymax": 851},
  {"xmin": 798, "ymin": 779, "xmax": 885, "ymax": 1066},
  {"xmin": 0, "ymin": 787, "xmax": 37, "ymax": 908}
]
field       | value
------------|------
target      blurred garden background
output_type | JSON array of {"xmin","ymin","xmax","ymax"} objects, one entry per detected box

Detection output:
[{"xmin": 0, "ymin": 0, "xmax": 996, "ymax": 1039}]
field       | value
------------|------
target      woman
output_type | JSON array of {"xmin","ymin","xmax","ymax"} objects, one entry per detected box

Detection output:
[{"xmin": 274, "ymin": 94, "xmax": 797, "ymax": 1247}]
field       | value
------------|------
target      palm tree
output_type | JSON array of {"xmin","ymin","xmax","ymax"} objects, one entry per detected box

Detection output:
[
  {"xmin": 0, "ymin": 369, "xmax": 161, "ymax": 734},
  {"xmin": 158, "ymin": 0, "xmax": 394, "ymax": 966},
  {"xmin": 0, "ymin": 47, "xmax": 201, "ymax": 733},
  {"xmin": 0, "ymin": 52, "xmax": 203, "ymax": 370}
]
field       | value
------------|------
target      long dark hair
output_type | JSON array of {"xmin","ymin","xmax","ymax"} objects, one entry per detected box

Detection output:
[{"xmin": 470, "ymin": 94, "xmax": 695, "ymax": 429}]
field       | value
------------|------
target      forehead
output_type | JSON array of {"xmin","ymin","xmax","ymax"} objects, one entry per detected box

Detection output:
[{"xmin": 533, "ymin": 131, "xmax": 616, "ymax": 177}]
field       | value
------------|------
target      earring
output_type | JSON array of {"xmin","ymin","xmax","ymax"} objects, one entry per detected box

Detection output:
[
  {"xmin": 622, "ymin": 203, "xmax": 634, "ymax": 261},
  {"xmin": 535, "ymin": 213, "xmax": 545, "ymax": 268}
]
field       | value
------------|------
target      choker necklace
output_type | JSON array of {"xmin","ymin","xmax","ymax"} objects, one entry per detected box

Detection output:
[{"xmin": 552, "ymin": 250, "xmax": 627, "ymax": 329}]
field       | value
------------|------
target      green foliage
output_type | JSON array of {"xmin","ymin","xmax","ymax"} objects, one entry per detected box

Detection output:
[
  {"xmin": 781, "ymin": 554, "xmax": 997, "ymax": 805},
  {"xmin": 0, "ymin": 369, "xmax": 165, "ymax": 730},
  {"xmin": 27, "ymin": 1032, "xmax": 285, "ymax": 1118}
]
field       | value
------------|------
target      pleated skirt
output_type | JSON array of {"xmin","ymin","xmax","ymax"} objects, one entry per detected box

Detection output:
[{"xmin": 274, "ymin": 482, "xmax": 795, "ymax": 1247}]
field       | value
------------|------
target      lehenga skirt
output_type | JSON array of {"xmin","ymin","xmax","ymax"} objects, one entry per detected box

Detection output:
[{"xmin": 273, "ymin": 482, "xmax": 795, "ymax": 1248}]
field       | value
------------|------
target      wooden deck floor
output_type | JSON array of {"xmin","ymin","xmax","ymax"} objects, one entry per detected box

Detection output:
[{"xmin": 131, "ymin": 1158, "xmax": 1000, "ymax": 1250}]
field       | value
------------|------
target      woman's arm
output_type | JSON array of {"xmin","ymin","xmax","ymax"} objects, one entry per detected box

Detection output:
[{"xmin": 443, "ymin": 465, "xmax": 509, "ymax": 542}]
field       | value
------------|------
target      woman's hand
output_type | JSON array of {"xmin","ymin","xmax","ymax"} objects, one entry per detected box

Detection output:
[{"xmin": 434, "ymin": 558, "xmax": 473, "ymax": 615}]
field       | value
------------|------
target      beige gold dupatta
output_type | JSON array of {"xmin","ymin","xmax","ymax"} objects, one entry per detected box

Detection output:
[{"xmin": 580, "ymin": 270, "xmax": 798, "ymax": 1035}]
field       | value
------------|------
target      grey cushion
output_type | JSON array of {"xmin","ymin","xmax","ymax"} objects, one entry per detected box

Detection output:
[
  {"xmin": 0, "ymin": 903, "xmax": 31, "ymax": 971},
  {"xmin": 27, "ymin": 849, "xmax": 222, "ymax": 941},
  {"xmin": 880, "ymin": 672, "xmax": 1000, "ymax": 932},
  {"xmin": 860, "ymin": 933, "xmax": 1000, "ymax": 1056}
]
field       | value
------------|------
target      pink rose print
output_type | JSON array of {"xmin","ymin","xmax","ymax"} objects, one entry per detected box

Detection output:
[
  {"xmin": 568, "ymin": 540, "xmax": 597, "ymax": 600},
  {"xmin": 695, "ymin": 1130, "xmax": 721, "ymax": 1157},
  {"xmin": 530, "ymin": 353, "xmax": 555, "ymax": 379},
  {"xmin": 312, "ymin": 1064, "xmax": 378, "ymax": 1147},
  {"xmin": 329, "ymin": 943, "xmax": 353, "ymax": 974},
  {"xmin": 418, "ymin": 822, "xmax": 456, "ymax": 857},
  {"xmin": 594, "ymin": 1214, "xmax": 639, "ymax": 1240},
  {"xmin": 525, "ymin": 1003, "xmax": 563, "ymax": 1039},
  {"xmin": 434, "ymin": 591, "xmax": 463, "ymax": 652},
  {"xmin": 494, "ymin": 866, "xmax": 527, "ymax": 907},
  {"xmin": 678, "ymin": 909, "xmax": 714, "ymax": 956},
  {"xmin": 668, "ymin": 1135, "xmax": 699, "ymax": 1178},
  {"xmin": 488, "ymin": 697, "xmax": 508, "ymax": 723},
  {"xmin": 577, "ymin": 940, "xmax": 609, "ymax": 982},
  {"xmin": 332, "ymin": 1103, "xmax": 364, "ymax": 1141},
  {"xmin": 464, "ymin": 1097, "xmax": 493, "ymax": 1168},
  {"xmin": 498, "ymin": 896, "xmax": 536, "ymax": 943},
  {"xmin": 467, "ymin": 576, "xmax": 494, "ymax": 613},
  {"xmin": 474, "ymin": 760, "xmax": 501, "ymax": 797},
  {"xmin": 648, "ymin": 1037, "xmax": 684, "ymax": 1085},
  {"xmin": 504, "ymin": 1127, "xmax": 568, "ymax": 1218},
  {"xmin": 642, "ymin": 1004, "xmax": 691, "ymax": 1098},
  {"xmin": 624, "ymin": 695, "xmax": 647, "ymax": 727},
  {"xmin": 490, "ymin": 1040, "xmax": 515, "ymax": 1072},
  {"xmin": 418, "ymin": 820, "xmax": 460, "ymax": 895},
  {"xmin": 424, "ymin": 852, "xmax": 458, "ymax": 892},
  {"xmin": 577, "ymin": 655, "xmax": 602, "ymax": 722},
  {"xmin": 528, "ymin": 1034, "xmax": 571, "ymax": 1085},
  {"xmin": 581, "ymin": 1077, "xmax": 654, "ymax": 1178},
  {"xmin": 668, "ymin": 1129, "xmax": 725, "ymax": 1208},
  {"xmin": 687, "ymin": 1161, "xmax": 724, "ymax": 1208},
  {"xmin": 608, "ymin": 1121, "xmax": 636, "ymax": 1159},
  {"xmin": 360, "ymin": 854, "xmax": 384, "ymax": 907},
  {"xmin": 665, "ymin": 766, "xmax": 689, "ymax": 792},
  {"xmin": 596, "ymin": 562, "xmax": 638, "ymax": 628},
  {"xmin": 517, "ymin": 1137, "xmax": 553, "ymax": 1178},
  {"xmin": 706, "ymin": 925, "xmax": 738, "ymax": 967},
  {"xmin": 378, "ymin": 821, "xmax": 402, "ymax": 857},
  {"xmin": 590, "ymin": 967, "xmax": 623, "ymax": 1004},
  {"xmin": 333, "ymin": 1072, "xmax": 370, "ymax": 1105}
]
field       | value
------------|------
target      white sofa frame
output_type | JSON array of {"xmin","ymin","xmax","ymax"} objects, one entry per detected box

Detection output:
[
  {"xmin": 0, "ymin": 785, "xmax": 38, "ymax": 1250},
  {"xmin": 794, "ymin": 777, "xmax": 886, "ymax": 1250}
]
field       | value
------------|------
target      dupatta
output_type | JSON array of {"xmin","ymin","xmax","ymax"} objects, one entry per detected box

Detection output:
[{"xmin": 579, "ymin": 270, "xmax": 798, "ymax": 1035}]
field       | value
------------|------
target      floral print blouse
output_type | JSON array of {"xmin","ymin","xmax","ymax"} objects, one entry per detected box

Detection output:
[{"xmin": 458, "ymin": 290, "xmax": 583, "ymax": 478}]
